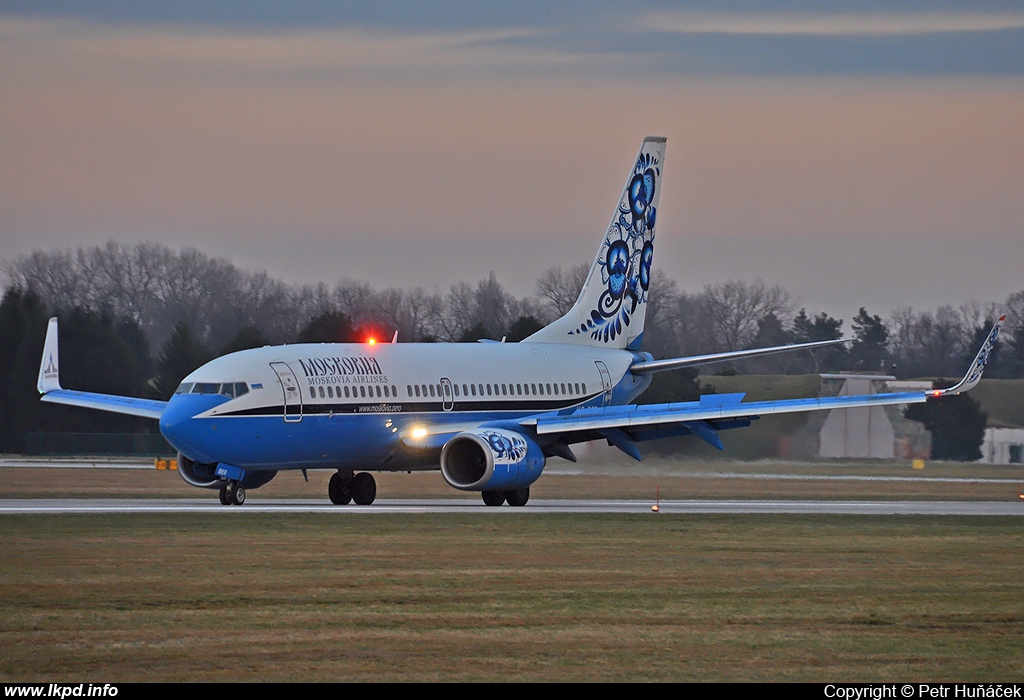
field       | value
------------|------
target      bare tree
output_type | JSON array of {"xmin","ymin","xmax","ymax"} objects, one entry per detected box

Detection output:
[{"xmin": 536, "ymin": 264, "xmax": 588, "ymax": 319}]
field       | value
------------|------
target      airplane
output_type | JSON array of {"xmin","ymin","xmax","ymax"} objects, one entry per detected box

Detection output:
[{"xmin": 36, "ymin": 136, "xmax": 1005, "ymax": 507}]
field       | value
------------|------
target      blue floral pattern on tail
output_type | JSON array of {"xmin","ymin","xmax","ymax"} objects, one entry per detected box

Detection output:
[{"xmin": 571, "ymin": 152, "xmax": 660, "ymax": 343}]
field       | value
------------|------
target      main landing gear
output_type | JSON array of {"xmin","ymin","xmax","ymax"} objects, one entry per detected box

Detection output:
[
  {"xmin": 482, "ymin": 487, "xmax": 530, "ymax": 507},
  {"xmin": 329, "ymin": 470, "xmax": 376, "ymax": 506},
  {"xmin": 218, "ymin": 481, "xmax": 245, "ymax": 506}
]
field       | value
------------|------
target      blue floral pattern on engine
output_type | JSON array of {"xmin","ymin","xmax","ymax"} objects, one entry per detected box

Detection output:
[
  {"xmin": 481, "ymin": 430, "xmax": 528, "ymax": 464},
  {"xmin": 570, "ymin": 151, "xmax": 659, "ymax": 343}
]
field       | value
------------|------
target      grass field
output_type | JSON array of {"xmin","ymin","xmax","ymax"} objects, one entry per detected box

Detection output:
[{"xmin": 2, "ymin": 512, "xmax": 1023, "ymax": 682}]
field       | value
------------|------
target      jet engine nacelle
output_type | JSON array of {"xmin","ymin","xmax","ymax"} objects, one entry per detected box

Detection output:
[
  {"xmin": 440, "ymin": 428, "xmax": 545, "ymax": 491},
  {"xmin": 177, "ymin": 452, "xmax": 219, "ymax": 489}
]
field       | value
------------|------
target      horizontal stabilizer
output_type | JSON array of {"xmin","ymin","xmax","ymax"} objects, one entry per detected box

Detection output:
[{"xmin": 630, "ymin": 337, "xmax": 849, "ymax": 374}]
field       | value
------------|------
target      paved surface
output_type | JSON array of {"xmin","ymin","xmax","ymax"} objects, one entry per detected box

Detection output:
[{"xmin": 2, "ymin": 498, "xmax": 1022, "ymax": 515}]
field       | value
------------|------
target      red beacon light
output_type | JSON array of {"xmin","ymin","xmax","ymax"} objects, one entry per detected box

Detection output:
[{"xmin": 367, "ymin": 337, "xmax": 377, "ymax": 346}]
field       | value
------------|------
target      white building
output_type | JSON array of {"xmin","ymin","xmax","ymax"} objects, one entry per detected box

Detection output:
[{"xmin": 979, "ymin": 428, "xmax": 1024, "ymax": 464}]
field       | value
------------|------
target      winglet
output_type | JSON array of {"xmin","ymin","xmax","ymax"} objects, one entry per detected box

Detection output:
[
  {"xmin": 935, "ymin": 315, "xmax": 1005, "ymax": 396},
  {"xmin": 37, "ymin": 317, "xmax": 62, "ymax": 394}
]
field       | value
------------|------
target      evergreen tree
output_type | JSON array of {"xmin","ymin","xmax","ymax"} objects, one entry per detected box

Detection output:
[
  {"xmin": 506, "ymin": 316, "xmax": 543, "ymax": 342},
  {"xmin": 219, "ymin": 325, "xmax": 269, "ymax": 357},
  {"xmin": 0, "ymin": 288, "xmax": 48, "ymax": 452},
  {"xmin": 153, "ymin": 321, "xmax": 210, "ymax": 399},
  {"xmin": 459, "ymin": 322, "xmax": 493, "ymax": 343},
  {"xmin": 905, "ymin": 381, "xmax": 987, "ymax": 461},
  {"xmin": 297, "ymin": 310, "xmax": 355, "ymax": 344},
  {"xmin": 791, "ymin": 309, "xmax": 845, "ymax": 372},
  {"xmin": 850, "ymin": 307, "xmax": 889, "ymax": 372}
]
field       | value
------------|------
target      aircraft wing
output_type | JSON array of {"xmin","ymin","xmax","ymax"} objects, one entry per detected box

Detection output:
[
  {"xmin": 36, "ymin": 317, "xmax": 167, "ymax": 420},
  {"xmin": 629, "ymin": 337, "xmax": 849, "ymax": 374},
  {"xmin": 520, "ymin": 315, "xmax": 1005, "ymax": 456},
  {"xmin": 40, "ymin": 389, "xmax": 167, "ymax": 420}
]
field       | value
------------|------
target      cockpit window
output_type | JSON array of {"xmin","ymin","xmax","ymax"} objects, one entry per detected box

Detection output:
[{"xmin": 181, "ymin": 382, "xmax": 249, "ymax": 398}]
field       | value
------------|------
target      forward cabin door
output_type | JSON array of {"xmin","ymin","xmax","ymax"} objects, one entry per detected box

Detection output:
[
  {"xmin": 440, "ymin": 377, "xmax": 454, "ymax": 411},
  {"xmin": 595, "ymin": 361, "xmax": 613, "ymax": 406},
  {"xmin": 270, "ymin": 362, "xmax": 303, "ymax": 423}
]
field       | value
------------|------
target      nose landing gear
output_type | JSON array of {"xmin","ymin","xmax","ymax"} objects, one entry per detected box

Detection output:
[{"xmin": 218, "ymin": 482, "xmax": 245, "ymax": 506}]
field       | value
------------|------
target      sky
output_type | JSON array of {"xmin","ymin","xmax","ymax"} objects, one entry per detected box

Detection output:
[{"xmin": 1, "ymin": 1, "xmax": 1023, "ymax": 326}]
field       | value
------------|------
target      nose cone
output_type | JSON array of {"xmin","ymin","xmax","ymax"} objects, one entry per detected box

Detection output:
[{"xmin": 160, "ymin": 394, "xmax": 228, "ymax": 461}]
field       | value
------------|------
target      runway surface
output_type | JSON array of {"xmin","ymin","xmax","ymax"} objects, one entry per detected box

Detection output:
[{"xmin": 1, "ymin": 498, "xmax": 1021, "ymax": 515}]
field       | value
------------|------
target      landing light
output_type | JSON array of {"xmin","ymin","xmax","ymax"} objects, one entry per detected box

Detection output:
[{"xmin": 411, "ymin": 426, "xmax": 428, "ymax": 440}]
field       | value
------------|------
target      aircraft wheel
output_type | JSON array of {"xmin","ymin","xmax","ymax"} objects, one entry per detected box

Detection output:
[
  {"xmin": 232, "ymin": 485, "xmax": 246, "ymax": 506},
  {"xmin": 218, "ymin": 485, "xmax": 231, "ymax": 506},
  {"xmin": 482, "ymin": 490, "xmax": 506, "ymax": 507},
  {"xmin": 328, "ymin": 472, "xmax": 352, "ymax": 505},
  {"xmin": 351, "ymin": 472, "xmax": 376, "ymax": 505},
  {"xmin": 505, "ymin": 487, "xmax": 530, "ymax": 507}
]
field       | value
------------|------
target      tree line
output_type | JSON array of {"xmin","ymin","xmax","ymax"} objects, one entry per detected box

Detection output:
[{"xmin": 2, "ymin": 242, "xmax": 1021, "ymax": 452}]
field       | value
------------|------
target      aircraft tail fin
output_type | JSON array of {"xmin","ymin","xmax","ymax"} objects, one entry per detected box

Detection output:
[
  {"xmin": 524, "ymin": 136, "xmax": 666, "ymax": 350},
  {"xmin": 37, "ymin": 317, "xmax": 62, "ymax": 394}
]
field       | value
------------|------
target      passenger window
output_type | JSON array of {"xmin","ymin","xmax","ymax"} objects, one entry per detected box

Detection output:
[
  {"xmin": 501, "ymin": 384, "xmax": 507, "ymax": 396},
  {"xmin": 376, "ymin": 385, "xmax": 382, "ymax": 397},
  {"xmin": 360, "ymin": 386, "xmax": 366, "ymax": 398},
  {"xmin": 470, "ymin": 384, "xmax": 476, "ymax": 396},
  {"xmin": 582, "ymin": 383, "xmax": 587, "ymax": 394},
  {"xmin": 414, "ymin": 385, "xmax": 421, "ymax": 397},
  {"xmin": 407, "ymin": 384, "xmax": 412, "ymax": 396},
  {"xmin": 319, "ymin": 386, "xmax": 325, "ymax": 399},
  {"xmin": 429, "ymin": 385, "xmax": 435, "ymax": 397},
  {"xmin": 345, "ymin": 386, "xmax": 351, "ymax": 398},
  {"xmin": 383, "ymin": 385, "xmax": 389, "ymax": 398},
  {"xmin": 531, "ymin": 383, "xmax": 536, "ymax": 394},
  {"xmin": 327, "ymin": 386, "xmax": 334, "ymax": 398},
  {"xmin": 486, "ymin": 384, "xmax": 492, "ymax": 396},
  {"xmin": 546, "ymin": 383, "xmax": 552, "ymax": 394},
  {"xmin": 309, "ymin": 387, "xmax": 316, "ymax": 399},
  {"xmin": 561, "ymin": 383, "xmax": 566, "ymax": 394}
]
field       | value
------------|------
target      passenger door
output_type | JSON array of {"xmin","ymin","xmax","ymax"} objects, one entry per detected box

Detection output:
[{"xmin": 270, "ymin": 362, "xmax": 303, "ymax": 423}]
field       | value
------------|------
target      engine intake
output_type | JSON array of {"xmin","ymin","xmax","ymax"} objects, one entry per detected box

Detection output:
[
  {"xmin": 440, "ymin": 428, "xmax": 545, "ymax": 491},
  {"xmin": 176, "ymin": 452, "xmax": 219, "ymax": 488}
]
